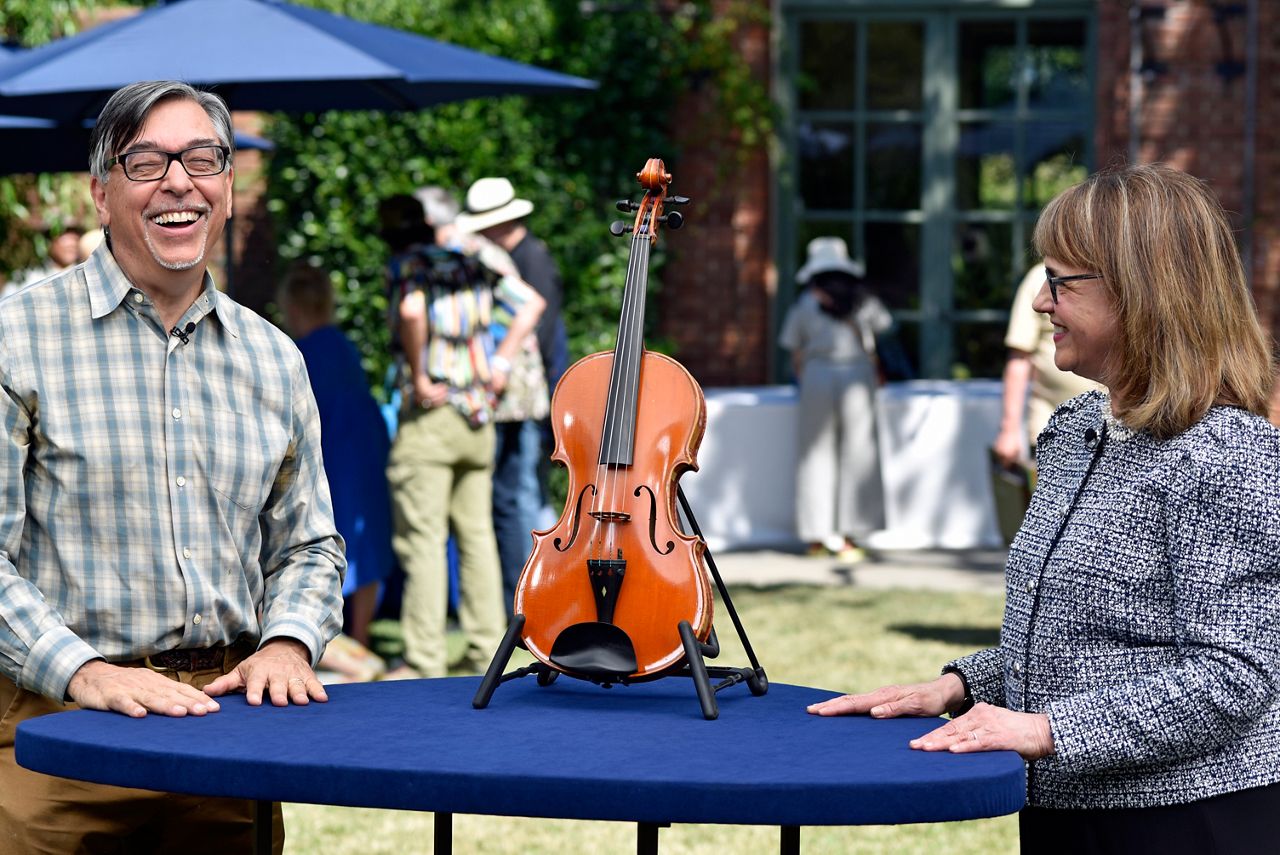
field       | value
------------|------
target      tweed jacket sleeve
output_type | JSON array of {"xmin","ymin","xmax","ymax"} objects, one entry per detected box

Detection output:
[{"xmin": 1006, "ymin": 394, "xmax": 1280, "ymax": 779}]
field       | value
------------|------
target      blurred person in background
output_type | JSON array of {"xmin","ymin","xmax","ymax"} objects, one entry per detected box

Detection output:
[
  {"xmin": 417, "ymin": 186, "xmax": 550, "ymax": 619},
  {"xmin": 380, "ymin": 193, "xmax": 543, "ymax": 678},
  {"xmin": 278, "ymin": 262, "xmax": 394, "ymax": 682},
  {"xmin": 1, "ymin": 223, "xmax": 83, "ymax": 298},
  {"xmin": 779, "ymin": 236, "xmax": 892, "ymax": 562}
]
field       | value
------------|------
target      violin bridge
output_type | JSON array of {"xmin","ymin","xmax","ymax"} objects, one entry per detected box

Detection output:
[
  {"xmin": 586, "ymin": 557, "xmax": 627, "ymax": 625},
  {"xmin": 588, "ymin": 511, "xmax": 631, "ymax": 523}
]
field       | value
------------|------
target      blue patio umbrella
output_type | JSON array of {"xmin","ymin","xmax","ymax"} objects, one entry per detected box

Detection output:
[
  {"xmin": 0, "ymin": 0, "xmax": 596, "ymax": 122},
  {"xmin": 0, "ymin": 113, "xmax": 273, "ymax": 176}
]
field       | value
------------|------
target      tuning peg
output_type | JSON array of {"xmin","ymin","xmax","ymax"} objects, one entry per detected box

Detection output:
[
  {"xmin": 609, "ymin": 220, "xmax": 631, "ymax": 236},
  {"xmin": 616, "ymin": 199, "xmax": 639, "ymax": 213},
  {"xmin": 666, "ymin": 195, "xmax": 691, "ymax": 206},
  {"xmin": 659, "ymin": 211, "xmax": 684, "ymax": 230}
]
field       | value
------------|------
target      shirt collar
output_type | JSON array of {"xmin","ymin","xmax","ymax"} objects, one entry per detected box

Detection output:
[{"xmin": 83, "ymin": 242, "xmax": 238, "ymax": 337}]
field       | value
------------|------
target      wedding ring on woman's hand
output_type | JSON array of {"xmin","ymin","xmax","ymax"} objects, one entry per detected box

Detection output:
[
  {"xmin": 288, "ymin": 678, "xmax": 306, "ymax": 685},
  {"xmin": 969, "ymin": 731, "xmax": 979, "ymax": 742}
]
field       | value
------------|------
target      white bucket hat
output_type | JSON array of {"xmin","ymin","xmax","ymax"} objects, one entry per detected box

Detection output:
[
  {"xmin": 454, "ymin": 177, "xmax": 535, "ymax": 233},
  {"xmin": 795, "ymin": 236, "xmax": 866, "ymax": 284}
]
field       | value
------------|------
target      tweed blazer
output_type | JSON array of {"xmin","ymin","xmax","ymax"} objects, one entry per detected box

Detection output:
[{"xmin": 949, "ymin": 391, "xmax": 1280, "ymax": 809}]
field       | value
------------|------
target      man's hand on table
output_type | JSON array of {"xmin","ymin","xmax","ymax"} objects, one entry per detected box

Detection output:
[
  {"xmin": 66, "ymin": 660, "xmax": 221, "ymax": 718},
  {"xmin": 204, "ymin": 638, "xmax": 328, "ymax": 707}
]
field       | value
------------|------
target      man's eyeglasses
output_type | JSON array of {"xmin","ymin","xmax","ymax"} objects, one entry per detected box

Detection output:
[
  {"xmin": 107, "ymin": 145, "xmax": 230, "ymax": 182},
  {"xmin": 1046, "ymin": 272, "xmax": 1103, "ymax": 304}
]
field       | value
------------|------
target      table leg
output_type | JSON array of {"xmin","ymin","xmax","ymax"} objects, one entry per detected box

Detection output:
[
  {"xmin": 637, "ymin": 821, "xmax": 661, "ymax": 854},
  {"xmin": 780, "ymin": 824, "xmax": 800, "ymax": 854},
  {"xmin": 435, "ymin": 811, "xmax": 453, "ymax": 854},
  {"xmin": 253, "ymin": 800, "xmax": 271, "ymax": 855}
]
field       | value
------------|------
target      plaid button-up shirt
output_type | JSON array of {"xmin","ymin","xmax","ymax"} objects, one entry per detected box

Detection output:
[{"xmin": 0, "ymin": 245, "xmax": 345, "ymax": 701}]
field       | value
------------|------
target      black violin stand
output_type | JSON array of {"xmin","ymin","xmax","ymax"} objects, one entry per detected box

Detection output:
[{"xmin": 472, "ymin": 487, "xmax": 768, "ymax": 720}]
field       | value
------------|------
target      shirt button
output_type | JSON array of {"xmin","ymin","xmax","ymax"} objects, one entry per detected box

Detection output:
[
  {"xmin": 1012, "ymin": 661, "xmax": 1024, "ymax": 677},
  {"xmin": 176, "ymin": 476, "xmax": 186, "ymax": 487},
  {"xmin": 1025, "ymin": 579, "xmax": 1037, "ymax": 593},
  {"xmin": 182, "ymin": 547, "xmax": 191, "ymax": 559},
  {"xmin": 132, "ymin": 292, "xmax": 144, "ymax": 304},
  {"xmin": 172, "ymin": 408, "xmax": 182, "ymax": 420},
  {"xmin": 192, "ymin": 614, "xmax": 202, "ymax": 625}
]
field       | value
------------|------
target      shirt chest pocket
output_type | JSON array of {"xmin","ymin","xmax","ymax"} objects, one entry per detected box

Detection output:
[{"xmin": 198, "ymin": 405, "xmax": 289, "ymax": 512}]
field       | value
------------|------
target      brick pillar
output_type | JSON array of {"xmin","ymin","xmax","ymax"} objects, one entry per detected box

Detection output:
[{"xmin": 661, "ymin": 2, "xmax": 773, "ymax": 387}]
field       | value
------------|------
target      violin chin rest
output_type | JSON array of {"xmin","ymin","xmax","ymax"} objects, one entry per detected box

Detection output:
[{"xmin": 549, "ymin": 622, "xmax": 639, "ymax": 680}]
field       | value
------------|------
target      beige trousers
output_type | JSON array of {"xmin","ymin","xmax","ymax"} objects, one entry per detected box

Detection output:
[
  {"xmin": 388, "ymin": 404, "xmax": 506, "ymax": 676},
  {"xmin": 0, "ymin": 650, "xmax": 284, "ymax": 854}
]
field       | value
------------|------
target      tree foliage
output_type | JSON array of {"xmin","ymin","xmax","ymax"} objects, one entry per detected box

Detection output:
[
  {"xmin": 0, "ymin": 1, "xmax": 97, "ymax": 280},
  {"xmin": 265, "ymin": 0, "xmax": 768, "ymax": 390}
]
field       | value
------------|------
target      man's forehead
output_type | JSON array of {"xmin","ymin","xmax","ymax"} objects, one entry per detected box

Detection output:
[{"xmin": 122, "ymin": 99, "xmax": 217, "ymax": 150}]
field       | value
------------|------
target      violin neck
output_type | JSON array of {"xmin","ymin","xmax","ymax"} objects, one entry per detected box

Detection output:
[{"xmin": 599, "ymin": 231, "xmax": 652, "ymax": 467}]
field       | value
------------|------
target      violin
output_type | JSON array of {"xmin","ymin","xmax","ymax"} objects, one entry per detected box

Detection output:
[{"xmin": 513, "ymin": 158, "xmax": 711, "ymax": 681}]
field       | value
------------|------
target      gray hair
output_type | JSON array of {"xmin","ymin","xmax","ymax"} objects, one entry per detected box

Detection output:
[
  {"xmin": 89, "ymin": 81, "xmax": 235, "ymax": 182},
  {"xmin": 413, "ymin": 185, "xmax": 460, "ymax": 227}
]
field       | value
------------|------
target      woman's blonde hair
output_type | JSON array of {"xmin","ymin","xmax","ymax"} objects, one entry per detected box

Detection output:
[{"xmin": 1033, "ymin": 163, "xmax": 1273, "ymax": 438}]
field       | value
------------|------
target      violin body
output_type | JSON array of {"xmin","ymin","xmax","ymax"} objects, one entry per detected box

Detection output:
[{"xmin": 515, "ymin": 349, "xmax": 711, "ymax": 679}]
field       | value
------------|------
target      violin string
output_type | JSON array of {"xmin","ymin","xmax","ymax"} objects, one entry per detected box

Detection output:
[{"xmin": 601, "ymin": 219, "xmax": 645, "ymax": 565}]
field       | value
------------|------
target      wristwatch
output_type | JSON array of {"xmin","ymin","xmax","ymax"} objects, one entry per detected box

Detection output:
[
  {"xmin": 490, "ymin": 354, "xmax": 512, "ymax": 374},
  {"xmin": 941, "ymin": 666, "xmax": 974, "ymax": 717}
]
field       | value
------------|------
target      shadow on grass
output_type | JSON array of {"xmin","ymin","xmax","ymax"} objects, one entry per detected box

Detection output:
[{"xmin": 888, "ymin": 623, "xmax": 1000, "ymax": 647}]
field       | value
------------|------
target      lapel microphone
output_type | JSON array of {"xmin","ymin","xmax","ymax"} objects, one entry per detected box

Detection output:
[{"xmin": 169, "ymin": 322, "xmax": 196, "ymax": 345}]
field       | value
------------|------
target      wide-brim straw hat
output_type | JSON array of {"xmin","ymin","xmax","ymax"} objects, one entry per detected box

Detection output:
[
  {"xmin": 795, "ymin": 236, "xmax": 866, "ymax": 284},
  {"xmin": 455, "ymin": 177, "xmax": 534, "ymax": 233}
]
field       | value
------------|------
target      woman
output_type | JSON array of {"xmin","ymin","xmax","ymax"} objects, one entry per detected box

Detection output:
[
  {"xmin": 779, "ymin": 236, "xmax": 892, "ymax": 561},
  {"xmin": 809, "ymin": 164, "xmax": 1280, "ymax": 852}
]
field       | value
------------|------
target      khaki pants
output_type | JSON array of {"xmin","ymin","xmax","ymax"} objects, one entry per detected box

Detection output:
[
  {"xmin": 0, "ymin": 648, "xmax": 284, "ymax": 855},
  {"xmin": 388, "ymin": 404, "xmax": 506, "ymax": 677}
]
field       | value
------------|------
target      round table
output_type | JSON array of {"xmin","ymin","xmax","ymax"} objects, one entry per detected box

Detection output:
[{"xmin": 16, "ymin": 676, "xmax": 1025, "ymax": 852}]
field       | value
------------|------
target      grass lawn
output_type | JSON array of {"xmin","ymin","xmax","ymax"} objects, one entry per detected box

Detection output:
[{"xmin": 283, "ymin": 583, "xmax": 1017, "ymax": 854}]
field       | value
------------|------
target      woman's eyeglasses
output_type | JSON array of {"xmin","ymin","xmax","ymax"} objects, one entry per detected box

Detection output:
[{"xmin": 1046, "ymin": 272, "xmax": 1103, "ymax": 304}]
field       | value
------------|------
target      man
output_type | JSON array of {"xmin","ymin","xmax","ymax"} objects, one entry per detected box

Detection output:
[
  {"xmin": 992, "ymin": 263, "xmax": 1099, "ymax": 466},
  {"xmin": 456, "ymin": 178, "xmax": 566, "ymax": 612},
  {"xmin": 0, "ymin": 81, "xmax": 345, "ymax": 852},
  {"xmin": 1, "ymin": 223, "xmax": 83, "ymax": 298},
  {"xmin": 380, "ymin": 194, "xmax": 543, "ymax": 678}
]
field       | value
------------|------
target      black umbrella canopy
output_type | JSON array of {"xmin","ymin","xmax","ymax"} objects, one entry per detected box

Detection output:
[{"xmin": 0, "ymin": 0, "xmax": 596, "ymax": 123}]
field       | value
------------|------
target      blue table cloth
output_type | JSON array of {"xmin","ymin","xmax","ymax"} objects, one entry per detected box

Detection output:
[{"xmin": 17, "ymin": 677, "xmax": 1024, "ymax": 827}]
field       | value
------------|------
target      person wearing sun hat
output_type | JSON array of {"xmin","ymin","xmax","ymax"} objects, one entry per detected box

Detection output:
[
  {"xmin": 779, "ymin": 236, "xmax": 893, "ymax": 562},
  {"xmin": 457, "ymin": 177, "xmax": 567, "ymax": 616}
]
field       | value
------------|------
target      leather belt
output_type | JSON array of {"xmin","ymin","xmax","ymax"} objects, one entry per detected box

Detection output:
[{"xmin": 141, "ymin": 647, "xmax": 228, "ymax": 672}]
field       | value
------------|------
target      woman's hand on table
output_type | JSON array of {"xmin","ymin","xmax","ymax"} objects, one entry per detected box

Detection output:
[
  {"xmin": 911, "ymin": 704, "xmax": 1055, "ymax": 761},
  {"xmin": 806, "ymin": 673, "xmax": 965, "ymax": 719},
  {"xmin": 806, "ymin": 674, "xmax": 1055, "ymax": 761}
]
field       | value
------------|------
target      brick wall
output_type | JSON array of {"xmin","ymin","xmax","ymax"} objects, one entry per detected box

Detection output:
[
  {"xmin": 660, "ymin": 6, "xmax": 773, "ymax": 387},
  {"xmin": 1095, "ymin": 0, "xmax": 1279, "ymax": 332}
]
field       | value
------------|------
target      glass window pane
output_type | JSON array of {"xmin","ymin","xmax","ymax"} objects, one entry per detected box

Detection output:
[
  {"xmin": 954, "ymin": 222, "xmax": 1015, "ymax": 312},
  {"xmin": 957, "ymin": 123, "xmax": 1016, "ymax": 210},
  {"xmin": 951, "ymin": 322, "xmax": 1008, "ymax": 379},
  {"xmin": 959, "ymin": 20, "xmax": 1017, "ymax": 110},
  {"xmin": 798, "ymin": 121, "xmax": 854, "ymax": 210},
  {"xmin": 1028, "ymin": 19, "xmax": 1088, "ymax": 111},
  {"xmin": 867, "ymin": 22, "xmax": 923, "ymax": 110},
  {"xmin": 865, "ymin": 222, "xmax": 920, "ymax": 311},
  {"xmin": 1023, "ymin": 124, "xmax": 1088, "ymax": 208},
  {"xmin": 866, "ymin": 123, "xmax": 922, "ymax": 210},
  {"xmin": 798, "ymin": 21, "xmax": 857, "ymax": 111}
]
